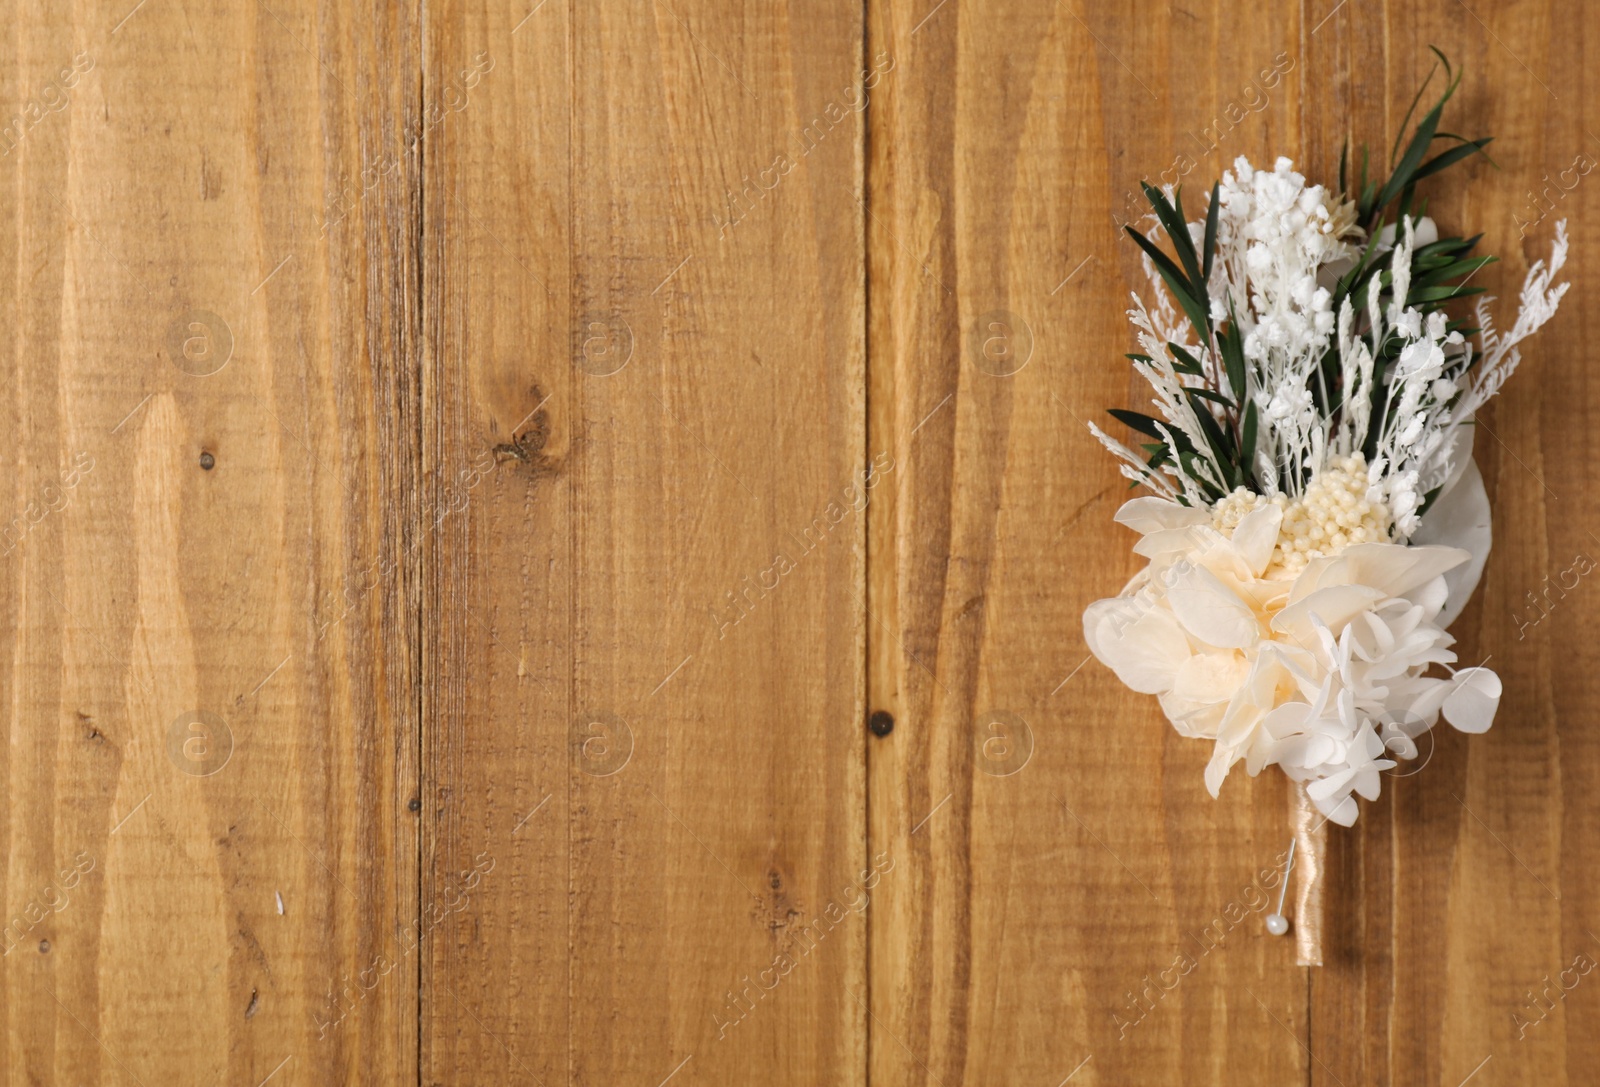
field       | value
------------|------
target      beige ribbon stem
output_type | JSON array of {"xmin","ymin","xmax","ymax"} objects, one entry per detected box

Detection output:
[{"xmin": 1289, "ymin": 780, "xmax": 1325, "ymax": 966}]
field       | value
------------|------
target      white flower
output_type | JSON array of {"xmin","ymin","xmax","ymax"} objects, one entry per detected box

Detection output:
[
  {"xmin": 1107, "ymin": 152, "xmax": 1565, "ymax": 524},
  {"xmin": 1266, "ymin": 386, "xmax": 1312, "ymax": 423},
  {"xmin": 1084, "ymin": 492, "xmax": 1500, "ymax": 825},
  {"xmin": 1087, "ymin": 128, "xmax": 1562, "ymax": 837}
]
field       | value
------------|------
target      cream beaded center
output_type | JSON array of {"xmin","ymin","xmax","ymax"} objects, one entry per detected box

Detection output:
[{"xmin": 1211, "ymin": 455, "xmax": 1393, "ymax": 578}]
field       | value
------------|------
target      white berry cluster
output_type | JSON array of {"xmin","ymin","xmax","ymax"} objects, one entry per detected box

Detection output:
[
  {"xmin": 1211, "ymin": 455, "xmax": 1392, "ymax": 578},
  {"xmin": 1210, "ymin": 157, "xmax": 1356, "ymax": 367}
]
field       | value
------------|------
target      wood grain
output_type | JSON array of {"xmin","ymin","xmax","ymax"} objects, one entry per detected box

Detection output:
[
  {"xmin": 0, "ymin": 0, "xmax": 420, "ymax": 1083},
  {"xmin": 416, "ymin": 3, "xmax": 572, "ymax": 1085},
  {"xmin": 422, "ymin": 1, "xmax": 866, "ymax": 1084},
  {"xmin": 865, "ymin": 1, "xmax": 1308, "ymax": 1083},
  {"xmin": 1304, "ymin": 3, "xmax": 1600, "ymax": 1085},
  {"xmin": 867, "ymin": 1, "xmax": 1600, "ymax": 1085},
  {"xmin": 5, "ymin": 0, "xmax": 1599, "ymax": 1083}
]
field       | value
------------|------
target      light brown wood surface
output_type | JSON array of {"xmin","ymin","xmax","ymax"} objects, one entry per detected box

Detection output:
[
  {"xmin": 3, "ymin": 0, "xmax": 1597, "ymax": 1084},
  {"xmin": 420, "ymin": 0, "xmax": 866, "ymax": 1083},
  {"xmin": 0, "ymin": 0, "xmax": 421, "ymax": 1083},
  {"xmin": 866, "ymin": 2, "xmax": 1308, "ymax": 1082}
]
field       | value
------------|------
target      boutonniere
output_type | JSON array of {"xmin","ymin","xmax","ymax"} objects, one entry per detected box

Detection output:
[{"xmin": 1083, "ymin": 51, "xmax": 1567, "ymax": 962}]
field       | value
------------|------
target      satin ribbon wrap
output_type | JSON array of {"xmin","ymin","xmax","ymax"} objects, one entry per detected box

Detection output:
[{"xmin": 1290, "ymin": 781, "xmax": 1326, "ymax": 966}]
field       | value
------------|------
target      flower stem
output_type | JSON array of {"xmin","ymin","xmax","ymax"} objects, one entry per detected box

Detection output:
[{"xmin": 1290, "ymin": 780, "xmax": 1326, "ymax": 966}]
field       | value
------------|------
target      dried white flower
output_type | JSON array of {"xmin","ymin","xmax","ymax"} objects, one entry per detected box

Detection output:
[
  {"xmin": 1088, "ymin": 123, "xmax": 1565, "ymax": 825},
  {"xmin": 1115, "ymin": 156, "xmax": 1566, "ymax": 541},
  {"xmin": 1085, "ymin": 497, "xmax": 1500, "ymax": 825}
]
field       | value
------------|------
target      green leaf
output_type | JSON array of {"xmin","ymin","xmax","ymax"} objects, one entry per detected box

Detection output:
[
  {"xmin": 1186, "ymin": 393, "xmax": 1239, "ymax": 487},
  {"xmin": 1418, "ymin": 232, "xmax": 1484, "ymax": 258},
  {"xmin": 1377, "ymin": 53, "xmax": 1463, "ymax": 211},
  {"xmin": 1219, "ymin": 300, "xmax": 1249, "ymax": 403},
  {"xmin": 1359, "ymin": 145, "xmax": 1372, "ymax": 215},
  {"xmin": 1202, "ymin": 181, "xmax": 1221, "ymax": 282},
  {"xmin": 1361, "ymin": 350, "xmax": 1393, "ymax": 460},
  {"xmin": 1107, "ymin": 409, "xmax": 1196, "ymax": 457},
  {"xmin": 1412, "ymin": 254, "xmax": 1496, "ymax": 288},
  {"xmin": 1408, "ymin": 283, "xmax": 1486, "ymax": 303},
  {"xmin": 1126, "ymin": 226, "xmax": 1211, "ymax": 337},
  {"xmin": 1109, "ymin": 409, "xmax": 1169, "ymax": 442},
  {"xmin": 1333, "ymin": 228, "xmax": 1387, "ymax": 310},
  {"xmin": 1390, "ymin": 54, "xmax": 1442, "ymax": 167},
  {"xmin": 1411, "ymin": 136, "xmax": 1494, "ymax": 184},
  {"xmin": 1184, "ymin": 386, "xmax": 1234, "ymax": 408},
  {"xmin": 1167, "ymin": 342, "xmax": 1206, "ymax": 376},
  {"xmin": 1144, "ymin": 182, "xmax": 1204, "ymax": 296},
  {"xmin": 1239, "ymin": 400, "xmax": 1259, "ymax": 483}
]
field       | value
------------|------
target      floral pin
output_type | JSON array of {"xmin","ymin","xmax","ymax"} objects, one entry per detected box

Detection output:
[{"xmin": 1084, "ymin": 51, "xmax": 1567, "ymax": 963}]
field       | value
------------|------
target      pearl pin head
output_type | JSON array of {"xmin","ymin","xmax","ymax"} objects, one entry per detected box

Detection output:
[{"xmin": 1265, "ymin": 913, "xmax": 1290, "ymax": 936}]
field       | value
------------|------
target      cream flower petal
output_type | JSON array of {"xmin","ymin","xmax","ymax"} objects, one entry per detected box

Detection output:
[
  {"xmin": 1307, "ymin": 766, "xmax": 1355, "ymax": 802},
  {"xmin": 1349, "ymin": 725, "xmax": 1395, "ymax": 800},
  {"xmin": 1377, "ymin": 215, "xmax": 1438, "ymax": 249},
  {"xmin": 1230, "ymin": 503, "xmax": 1283, "ymax": 577},
  {"xmin": 1248, "ymin": 701, "xmax": 1313, "ymax": 772},
  {"xmin": 1134, "ymin": 525, "xmax": 1221, "ymax": 562},
  {"xmin": 1087, "ymin": 521, "xmax": 1503, "ymax": 825},
  {"xmin": 1082, "ymin": 596, "xmax": 1138, "ymax": 661},
  {"xmin": 1204, "ymin": 744, "xmax": 1241, "ymax": 798},
  {"xmin": 1231, "ymin": 576, "xmax": 1293, "ymax": 615},
  {"xmin": 1260, "ymin": 699, "xmax": 1313, "ymax": 738},
  {"xmin": 1411, "ymin": 457, "xmax": 1492, "ymax": 627},
  {"xmin": 1166, "ymin": 564, "xmax": 1262, "ymax": 649},
  {"xmin": 1338, "ymin": 543, "xmax": 1471, "ymax": 599},
  {"xmin": 1345, "ymin": 611, "xmax": 1396, "ymax": 662},
  {"xmin": 1173, "ymin": 651, "xmax": 1251, "ymax": 705},
  {"xmin": 1158, "ymin": 691, "xmax": 1228, "ymax": 739},
  {"xmin": 1441, "ymin": 667, "xmax": 1502, "ymax": 734},
  {"xmin": 1271, "ymin": 584, "xmax": 1385, "ymax": 646},
  {"xmin": 1378, "ymin": 726, "xmax": 1418, "ymax": 760},
  {"xmin": 1320, "ymin": 796, "xmax": 1360, "ymax": 827},
  {"xmin": 1397, "ymin": 678, "xmax": 1449, "ymax": 726},
  {"xmin": 1114, "ymin": 497, "xmax": 1211, "ymax": 535},
  {"xmin": 1409, "ymin": 573, "xmax": 1453, "ymax": 622},
  {"xmin": 1289, "ymin": 543, "xmax": 1469, "ymax": 604},
  {"xmin": 1086, "ymin": 601, "xmax": 1192, "ymax": 694},
  {"xmin": 1301, "ymin": 730, "xmax": 1343, "ymax": 770}
]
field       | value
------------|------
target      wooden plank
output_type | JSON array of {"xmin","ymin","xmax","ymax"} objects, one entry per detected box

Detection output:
[
  {"xmin": 1305, "ymin": 4, "xmax": 1600, "ymax": 1085},
  {"xmin": 418, "ymin": 3, "xmax": 573, "ymax": 1083},
  {"xmin": 0, "ymin": 1, "xmax": 420, "ymax": 1084},
  {"xmin": 866, "ymin": 1, "xmax": 1310, "ymax": 1082},
  {"xmin": 422, "ymin": 1, "xmax": 867, "ymax": 1083}
]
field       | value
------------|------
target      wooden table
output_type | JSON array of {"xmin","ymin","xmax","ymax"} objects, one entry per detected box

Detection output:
[{"xmin": 2, "ymin": 0, "xmax": 1593, "ymax": 1083}]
